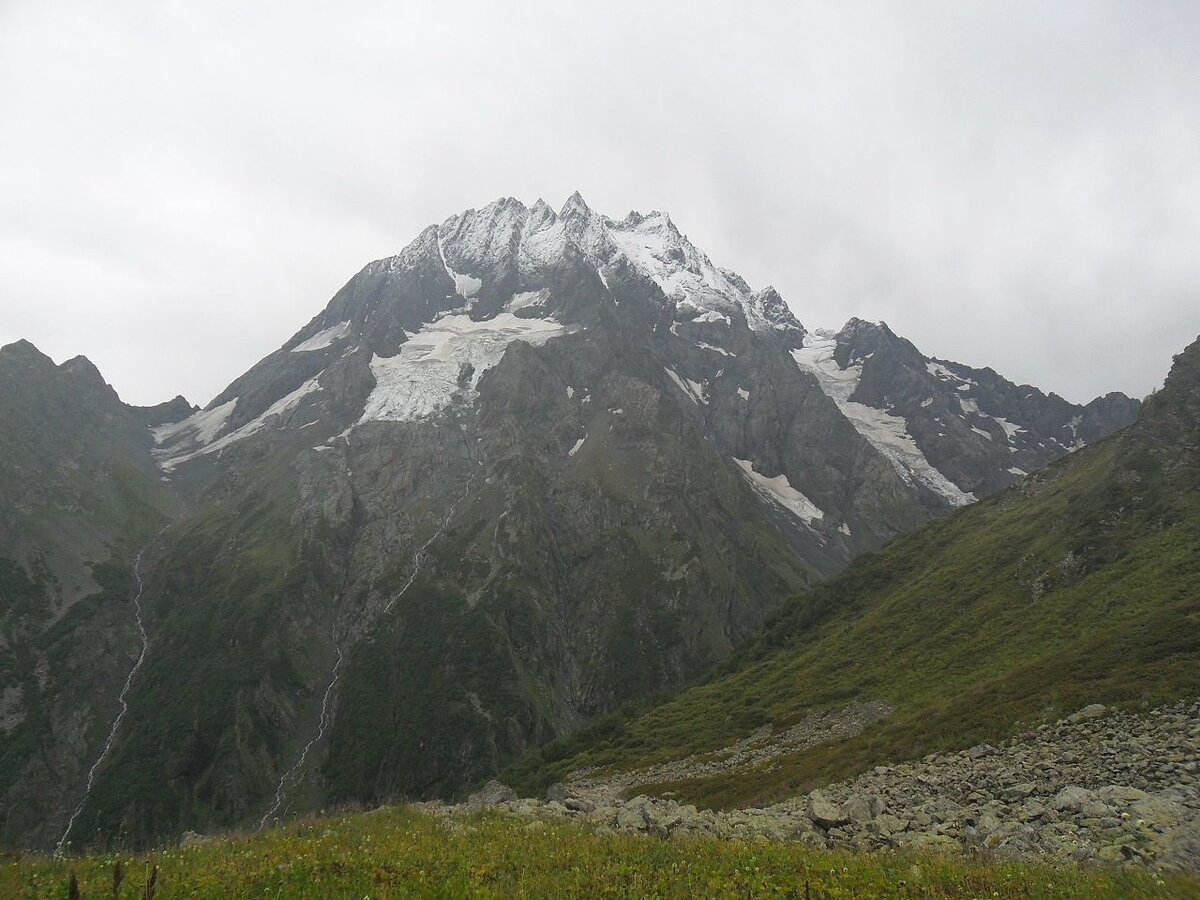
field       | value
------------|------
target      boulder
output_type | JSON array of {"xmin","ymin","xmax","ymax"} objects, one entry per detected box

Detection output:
[
  {"xmin": 806, "ymin": 790, "xmax": 850, "ymax": 829},
  {"xmin": 1049, "ymin": 786, "xmax": 1096, "ymax": 814},
  {"xmin": 466, "ymin": 780, "xmax": 518, "ymax": 809},
  {"xmin": 1096, "ymin": 785, "xmax": 1151, "ymax": 806},
  {"xmin": 872, "ymin": 813, "xmax": 910, "ymax": 836},
  {"xmin": 1131, "ymin": 796, "xmax": 1184, "ymax": 828},
  {"xmin": 841, "ymin": 793, "xmax": 885, "ymax": 824},
  {"xmin": 615, "ymin": 805, "xmax": 648, "ymax": 832},
  {"xmin": 1067, "ymin": 704, "xmax": 1108, "ymax": 724},
  {"xmin": 1002, "ymin": 783, "xmax": 1036, "ymax": 802}
]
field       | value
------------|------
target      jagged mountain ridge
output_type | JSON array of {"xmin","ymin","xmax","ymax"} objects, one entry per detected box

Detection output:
[{"xmin": 0, "ymin": 194, "xmax": 1139, "ymax": 850}]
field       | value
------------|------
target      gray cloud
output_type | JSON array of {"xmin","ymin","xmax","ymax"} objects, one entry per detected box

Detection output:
[{"xmin": 2, "ymin": 0, "xmax": 1197, "ymax": 405}]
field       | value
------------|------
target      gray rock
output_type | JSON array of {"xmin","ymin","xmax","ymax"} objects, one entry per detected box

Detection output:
[
  {"xmin": 1132, "ymin": 796, "xmax": 1184, "ymax": 828},
  {"xmin": 807, "ymin": 790, "xmax": 850, "ymax": 829},
  {"xmin": 1002, "ymin": 783, "xmax": 1036, "ymax": 802},
  {"xmin": 840, "ymin": 793, "xmax": 885, "ymax": 824},
  {"xmin": 872, "ymin": 813, "xmax": 910, "ymax": 836},
  {"xmin": 1067, "ymin": 704, "xmax": 1108, "ymax": 724},
  {"xmin": 1049, "ymin": 786, "xmax": 1096, "ymax": 813},
  {"xmin": 466, "ymin": 780, "xmax": 518, "ymax": 809}
]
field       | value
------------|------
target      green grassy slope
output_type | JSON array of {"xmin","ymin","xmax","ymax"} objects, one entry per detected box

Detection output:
[
  {"xmin": 503, "ymin": 338, "xmax": 1200, "ymax": 808},
  {"xmin": 5, "ymin": 806, "xmax": 1195, "ymax": 898}
]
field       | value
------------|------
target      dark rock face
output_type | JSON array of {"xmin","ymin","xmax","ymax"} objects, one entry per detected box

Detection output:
[
  {"xmin": 795, "ymin": 319, "xmax": 1140, "ymax": 502},
  {"xmin": 0, "ymin": 341, "xmax": 179, "ymax": 851},
  {"xmin": 127, "ymin": 395, "xmax": 196, "ymax": 428},
  {"xmin": 0, "ymin": 197, "xmax": 1146, "ymax": 851}
]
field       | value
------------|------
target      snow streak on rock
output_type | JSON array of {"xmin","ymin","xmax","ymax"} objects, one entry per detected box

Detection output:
[
  {"xmin": 733, "ymin": 458, "xmax": 825, "ymax": 525},
  {"xmin": 153, "ymin": 378, "xmax": 323, "ymax": 471},
  {"xmin": 292, "ymin": 320, "xmax": 352, "ymax": 352},
  {"xmin": 56, "ymin": 547, "xmax": 152, "ymax": 856},
  {"xmin": 794, "ymin": 331, "xmax": 975, "ymax": 506}
]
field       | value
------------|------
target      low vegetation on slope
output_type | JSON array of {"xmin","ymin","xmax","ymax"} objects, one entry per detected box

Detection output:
[
  {"xmin": 503, "ymin": 339, "xmax": 1200, "ymax": 810},
  {"xmin": 4, "ymin": 806, "xmax": 1195, "ymax": 898}
]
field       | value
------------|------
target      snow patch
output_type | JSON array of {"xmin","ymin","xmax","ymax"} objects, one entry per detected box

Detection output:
[
  {"xmin": 733, "ymin": 458, "xmax": 824, "ymax": 525},
  {"xmin": 569, "ymin": 435, "xmax": 586, "ymax": 456},
  {"xmin": 507, "ymin": 290, "xmax": 546, "ymax": 312},
  {"xmin": 664, "ymin": 367, "xmax": 707, "ymax": 405},
  {"xmin": 994, "ymin": 416, "xmax": 1024, "ymax": 441},
  {"xmin": 737, "ymin": 387, "xmax": 750, "ymax": 401},
  {"xmin": 438, "ymin": 234, "xmax": 482, "ymax": 298},
  {"xmin": 695, "ymin": 341, "xmax": 735, "ymax": 357},
  {"xmin": 292, "ymin": 320, "xmax": 351, "ymax": 352},
  {"xmin": 155, "ymin": 380, "xmax": 323, "ymax": 471},
  {"xmin": 359, "ymin": 313, "xmax": 579, "ymax": 424},
  {"xmin": 691, "ymin": 309, "xmax": 731, "ymax": 325},
  {"xmin": 1008, "ymin": 466, "xmax": 1028, "ymax": 476},
  {"xmin": 151, "ymin": 399, "xmax": 236, "ymax": 450}
]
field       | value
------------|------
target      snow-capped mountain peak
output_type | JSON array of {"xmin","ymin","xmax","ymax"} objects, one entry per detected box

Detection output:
[{"xmin": 414, "ymin": 194, "xmax": 805, "ymax": 338}]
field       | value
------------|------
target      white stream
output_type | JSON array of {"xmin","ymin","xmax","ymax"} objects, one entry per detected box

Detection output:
[
  {"xmin": 257, "ymin": 462, "xmax": 482, "ymax": 830},
  {"xmin": 256, "ymin": 646, "xmax": 345, "ymax": 831},
  {"xmin": 56, "ymin": 548, "xmax": 152, "ymax": 856}
]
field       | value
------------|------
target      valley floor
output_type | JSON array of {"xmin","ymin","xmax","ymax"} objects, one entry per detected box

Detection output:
[{"xmin": 4, "ymin": 805, "xmax": 1196, "ymax": 899}]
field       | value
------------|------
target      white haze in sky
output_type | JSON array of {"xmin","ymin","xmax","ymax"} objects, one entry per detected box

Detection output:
[{"xmin": 1, "ymin": 0, "xmax": 1198, "ymax": 406}]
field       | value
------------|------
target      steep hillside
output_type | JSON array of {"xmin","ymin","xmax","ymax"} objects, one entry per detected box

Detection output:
[
  {"xmin": 505, "ymin": 335, "xmax": 1200, "ymax": 809},
  {"xmin": 0, "ymin": 341, "xmax": 183, "ymax": 849}
]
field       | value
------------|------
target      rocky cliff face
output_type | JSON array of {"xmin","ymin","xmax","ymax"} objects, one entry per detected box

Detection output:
[
  {"xmin": 0, "ymin": 340, "xmax": 179, "ymax": 850},
  {"xmin": 0, "ymin": 195, "xmax": 1141, "ymax": 850},
  {"xmin": 794, "ymin": 318, "xmax": 1142, "ymax": 501}
]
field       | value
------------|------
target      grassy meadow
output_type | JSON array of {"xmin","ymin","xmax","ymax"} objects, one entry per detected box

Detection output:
[{"xmin": 4, "ymin": 805, "xmax": 1197, "ymax": 899}]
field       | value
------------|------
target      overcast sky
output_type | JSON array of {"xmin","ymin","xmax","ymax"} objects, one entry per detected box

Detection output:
[{"xmin": 2, "ymin": 1, "xmax": 1197, "ymax": 406}]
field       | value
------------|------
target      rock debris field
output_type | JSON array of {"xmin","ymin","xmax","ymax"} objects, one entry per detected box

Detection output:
[{"xmin": 427, "ymin": 701, "xmax": 1199, "ymax": 871}]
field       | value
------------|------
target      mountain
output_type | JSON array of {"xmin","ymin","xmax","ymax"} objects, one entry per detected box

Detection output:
[
  {"xmin": 0, "ymin": 340, "xmax": 184, "ymax": 849},
  {"xmin": 0, "ymin": 195, "xmax": 1139, "ymax": 850},
  {"xmin": 504, "ymin": 335, "xmax": 1200, "ymax": 810},
  {"xmin": 795, "ymin": 318, "xmax": 1141, "ymax": 499}
]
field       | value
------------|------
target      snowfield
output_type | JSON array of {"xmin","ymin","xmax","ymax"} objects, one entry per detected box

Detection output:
[{"xmin": 359, "ymin": 312, "xmax": 579, "ymax": 424}]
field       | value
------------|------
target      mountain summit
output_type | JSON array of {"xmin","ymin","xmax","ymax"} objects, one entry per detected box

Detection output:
[{"xmin": 0, "ymin": 196, "xmax": 1140, "ymax": 849}]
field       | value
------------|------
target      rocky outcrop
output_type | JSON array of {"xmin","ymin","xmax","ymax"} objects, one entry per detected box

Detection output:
[{"xmin": 432, "ymin": 702, "xmax": 1199, "ymax": 871}]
